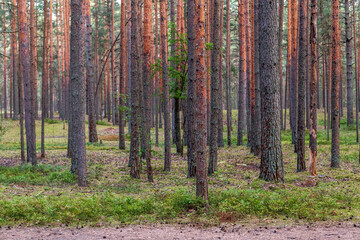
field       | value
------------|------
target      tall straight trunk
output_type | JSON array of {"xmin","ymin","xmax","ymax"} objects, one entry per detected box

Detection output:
[
  {"xmin": 143, "ymin": 0, "xmax": 154, "ymax": 182},
  {"xmin": 237, "ymin": 0, "xmax": 246, "ymax": 146},
  {"xmin": 18, "ymin": 54, "xmax": 25, "ymax": 162},
  {"xmin": 327, "ymin": 48, "xmax": 331, "ymax": 141},
  {"xmin": 345, "ymin": 0, "xmax": 354, "ymax": 126},
  {"xmin": 19, "ymin": 0, "xmax": 37, "ymax": 165},
  {"xmin": 69, "ymin": 0, "xmax": 87, "ymax": 186},
  {"xmin": 195, "ymin": 0, "xmax": 209, "ymax": 203},
  {"xmin": 218, "ymin": 0, "xmax": 224, "ymax": 148},
  {"xmin": 278, "ymin": 0, "xmax": 284, "ymax": 130},
  {"xmin": 289, "ymin": 0, "xmax": 298, "ymax": 147},
  {"xmin": 110, "ymin": 0, "xmax": 117, "ymax": 124},
  {"xmin": 119, "ymin": 0, "xmax": 126, "ymax": 149},
  {"xmin": 160, "ymin": 0, "xmax": 171, "ymax": 171},
  {"xmin": 354, "ymin": 0, "xmax": 359, "ymax": 142},
  {"xmin": 154, "ymin": 0, "xmax": 159, "ymax": 145},
  {"xmin": 11, "ymin": 0, "xmax": 18, "ymax": 120},
  {"xmin": 309, "ymin": 0, "xmax": 317, "ymax": 176},
  {"xmin": 252, "ymin": 0, "xmax": 261, "ymax": 156},
  {"xmin": 259, "ymin": 0, "xmax": 283, "ymax": 182},
  {"xmin": 225, "ymin": 0, "xmax": 231, "ymax": 146},
  {"xmin": 284, "ymin": 0, "xmax": 292, "ymax": 131},
  {"xmin": 297, "ymin": 0, "xmax": 307, "ymax": 172},
  {"xmin": 85, "ymin": 0, "xmax": 98, "ymax": 143},
  {"xmin": 41, "ymin": 0, "xmax": 49, "ymax": 158},
  {"xmin": 331, "ymin": 0, "xmax": 341, "ymax": 168},
  {"xmin": 187, "ymin": 0, "xmax": 197, "ymax": 178},
  {"xmin": 3, "ymin": 5, "xmax": 7, "ymax": 119},
  {"xmin": 94, "ymin": 0, "xmax": 99, "ymax": 120},
  {"xmin": 208, "ymin": 0, "xmax": 221, "ymax": 175},
  {"xmin": 49, "ymin": 0, "xmax": 54, "ymax": 119},
  {"xmin": 56, "ymin": 0, "xmax": 63, "ymax": 119},
  {"xmin": 245, "ymin": 0, "xmax": 251, "ymax": 147},
  {"xmin": 305, "ymin": 0, "xmax": 310, "ymax": 129},
  {"xmin": 250, "ymin": 0, "xmax": 256, "ymax": 148},
  {"xmin": 129, "ymin": 0, "xmax": 140, "ymax": 178}
]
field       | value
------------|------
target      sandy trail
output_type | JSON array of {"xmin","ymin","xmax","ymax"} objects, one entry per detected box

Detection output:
[{"xmin": 1, "ymin": 224, "xmax": 360, "ymax": 240}]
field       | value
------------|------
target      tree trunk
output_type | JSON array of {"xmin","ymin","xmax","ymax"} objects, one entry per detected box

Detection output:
[
  {"xmin": 143, "ymin": 0, "xmax": 154, "ymax": 182},
  {"xmin": 85, "ymin": 0, "xmax": 98, "ymax": 143},
  {"xmin": 49, "ymin": 0, "xmax": 54, "ymax": 119},
  {"xmin": 41, "ymin": 0, "xmax": 49, "ymax": 158},
  {"xmin": 160, "ymin": 0, "xmax": 172, "ymax": 171},
  {"xmin": 289, "ymin": 0, "xmax": 298, "ymax": 148},
  {"xmin": 70, "ymin": 0, "xmax": 87, "ymax": 186},
  {"xmin": 119, "ymin": 0, "xmax": 126, "ymax": 149},
  {"xmin": 296, "ymin": 0, "xmax": 307, "ymax": 172},
  {"xmin": 278, "ymin": 0, "xmax": 284, "ymax": 129},
  {"xmin": 11, "ymin": 0, "xmax": 18, "ymax": 120},
  {"xmin": 208, "ymin": 0, "xmax": 221, "ymax": 175},
  {"xmin": 225, "ymin": 0, "xmax": 231, "ymax": 146},
  {"xmin": 252, "ymin": 0, "xmax": 261, "ymax": 156},
  {"xmin": 345, "ymin": 0, "xmax": 354, "ymax": 126},
  {"xmin": 129, "ymin": 0, "xmax": 140, "ymax": 178},
  {"xmin": 18, "ymin": 54, "xmax": 25, "ymax": 162},
  {"xmin": 237, "ymin": 0, "xmax": 246, "ymax": 146},
  {"xmin": 3, "ymin": 5, "xmax": 7, "ymax": 119},
  {"xmin": 331, "ymin": 0, "xmax": 341, "ymax": 168},
  {"xmin": 259, "ymin": 0, "xmax": 284, "ymax": 182},
  {"xmin": 245, "ymin": 0, "xmax": 251, "ymax": 147},
  {"xmin": 187, "ymin": 0, "xmax": 197, "ymax": 178},
  {"xmin": 19, "ymin": 0, "xmax": 37, "ymax": 165},
  {"xmin": 309, "ymin": 0, "xmax": 317, "ymax": 176},
  {"xmin": 195, "ymin": 0, "xmax": 209, "ymax": 203},
  {"xmin": 218, "ymin": 0, "xmax": 224, "ymax": 148}
]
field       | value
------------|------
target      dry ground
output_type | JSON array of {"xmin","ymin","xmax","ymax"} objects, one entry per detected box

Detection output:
[{"xmin": 1, "ymin": 224, "xmax": 360, "ymax": 240}]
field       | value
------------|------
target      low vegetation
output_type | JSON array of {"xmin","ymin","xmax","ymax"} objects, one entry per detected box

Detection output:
[{"xmin": 0, "ymin": 110, "xmax": 360, "ymax": 227}]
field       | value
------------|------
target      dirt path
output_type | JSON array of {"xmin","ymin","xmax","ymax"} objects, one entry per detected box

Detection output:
[{"xmin": 1, "ymin": 224, "xmax": 360, "ymax": 240}]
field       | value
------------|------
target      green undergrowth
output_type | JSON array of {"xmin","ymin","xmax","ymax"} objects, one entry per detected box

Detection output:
[{"xmin": 1, "ymin": 110, "xmax": 360, "ymax": 226}]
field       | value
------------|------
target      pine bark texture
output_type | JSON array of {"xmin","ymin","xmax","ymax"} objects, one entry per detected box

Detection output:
[
  {"xmin": 70, "ymin": 0, "xmax": 87, "ymax": 186},
  {"xmin": 297, "ymin": 0, "xmax": 307, "ymax": 172},
  {"xmin": 309, "ymin": 0, "xmax": 317, "ymax": 176},
  {"xmin": 18, "ymin": 0, "xmax": 37, "ymax": 165},
  {"xmin": 208, "ymin": 0, "xmax": 221, "ymax": 175},
  {"xmin": 259, "ymin": 0, "xmax": 284, "ymax": 182},
  {"xmin": 345, "ymin": 0, "xmax": 354, "ymax": 126},
  {"xmin": 187, "ymin": 0, "xmax": 197, "ymax": 178},
  {"xmin": 143, "ymin": 0, "xmax": 154, "ymax": 182},
  {"xmin": 160, "ymin": 0, "xmax": 172, "ymax": 171},
  {"xmin": 195, "ymin": 0, "xmax": 209, "ymax": 202},
  {"xmin": 331, "ymin": 0, "xmax": 341, "ymax": 168}
]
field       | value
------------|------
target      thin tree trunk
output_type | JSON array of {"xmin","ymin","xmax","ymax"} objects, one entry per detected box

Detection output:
[
  {"xmin": 119, "ymin": 0, "xmax": 126, "ymax": 149},
  {"xmin": 18, "ymin": 54, "xmax": 25, "ymax": 162},
  {"xmin": 143, "ymin": 0, "xmax": 154, "ymax": 182},
  {"xmin": 296, "ymin": 0, "xmax": 307, "ymax": 172},
  {"xmin": 187, "ymin": 0, "xmax": 197, "ymax": 178},
  {"xmin": 160, "ymin": 0, "xmax": 172, "ymax": 171},
  {"xmin": 237, "ymin": 0, "xmax": 246, "ymax": 146},
  {"xmin": 49, "ymin": 0, "xmax": 54, "ymax": 119},
  {"xmin": 309, "ymin": 0, "xmax": 317, "ymax": 176},
  {"xmin": 20, "ymin": 0, "xmax": 37, "ymax": 164},
  {"xmin": 129, "ymin": 0, "xmax": 140, "ymax": 178},
  {"xmin": 41, "ymin": 0, "xmax": 49, "ymax": 158},
  {"xmin": 345, "ymin": 0, "xmax": 354, "ymax": 126},
  {"xmin": 85, "ymin": 0, "xmax": 98, "ymax": 143},
  {"xmin": 208, "ymin": 0, "xmax": 221, "ymax": 175},
  {"xmin": 278, "ymin": 0, "xmax": 284, "ymax": 131},
  {"xmin": 11, "ymin": 0, "xmax": 18, "ymax": 120},
  {"xmin": 3, "ymin": 5, "xmax": 7, "ymax": 119},
  {"xmin": 331, "ymin": 0, "xmax": 341, "ymax": 168},
  {"xmin": 225, "ymin": 0, "xmax": 231, "ymax": 146}
]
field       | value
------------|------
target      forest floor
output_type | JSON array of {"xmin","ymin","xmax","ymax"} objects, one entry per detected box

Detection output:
[{"xmin": 1, "ymin": 111, "xmax": 360, "ymax": 234}]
